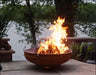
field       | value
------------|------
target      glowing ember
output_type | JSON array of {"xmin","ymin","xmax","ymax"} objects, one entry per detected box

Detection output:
[{"xmin": 37, "ymin": 17, "xmax": 69, "ymax": 54}]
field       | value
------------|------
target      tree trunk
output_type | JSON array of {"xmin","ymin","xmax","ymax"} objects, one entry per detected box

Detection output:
[
  {"xmin": 54, "ymin": 0, "xmax": 74, "ymax": 37},
  {"xmin": 26, "ymin": 0, "xmax": 36, "ymax": 45}
]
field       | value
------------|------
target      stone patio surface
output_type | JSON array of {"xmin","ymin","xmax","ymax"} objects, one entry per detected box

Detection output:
[{"xmin": 0, "ymin": 59, "xmax": 96, "ymax": 75}]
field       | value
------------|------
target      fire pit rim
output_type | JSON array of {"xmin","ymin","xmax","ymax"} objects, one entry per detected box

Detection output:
[{"xmin": 24, "ymin": 48, "xmax": 72, "ymax": 55}]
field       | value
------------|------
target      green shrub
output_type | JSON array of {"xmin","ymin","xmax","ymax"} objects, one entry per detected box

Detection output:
[{"xmin": 70, "ymin": 42, "xmax": 94, "ymax": 62}]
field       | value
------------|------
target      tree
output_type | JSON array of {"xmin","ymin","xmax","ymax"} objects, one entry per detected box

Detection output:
[
  {"xmin": 75, "ymin": 2, "xmax": 96, "ymax": 37},
  {"xmin": 0, "ymin": 11, "xmax": 9, "ymax": 38},
  {"xmin": 0, "ymin": 1, "xmax": 13, "ymax": 38},
  {"xmin": 0, "ymin": 0, "xmax": 56, "ymax": 46},
  {"xmin": 54, "ymin": 0, "xmax": 80, "ymax": 37},
  {"xmin": 25, "ymin": 0, "xmax": 36, "ymax": 45},
  {"xmin": 54, "ymin": 0, "xmax": 73, "ymax": 37},
  {"xmin": 0, "ymin": 0, "xmax": 37, "ymax": 46}
]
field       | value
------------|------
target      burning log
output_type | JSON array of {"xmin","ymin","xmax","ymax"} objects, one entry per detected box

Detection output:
[{"xmin": 37, "ymin": 17, "xmax": 69, "ymax": 54}]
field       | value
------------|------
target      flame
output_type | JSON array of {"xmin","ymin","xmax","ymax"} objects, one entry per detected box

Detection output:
[{"xmin": 37, "ymin": 17, "xmax": 68, "ymax": 54}]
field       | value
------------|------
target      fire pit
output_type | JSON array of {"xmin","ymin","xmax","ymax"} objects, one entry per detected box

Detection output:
[
  {"xmin": 24, "ymin": 17, "xmax": 72, "ymax": 67},
  {"xmin": 24, "ymin": 48, "xmax": 72, "ymax": 67}
]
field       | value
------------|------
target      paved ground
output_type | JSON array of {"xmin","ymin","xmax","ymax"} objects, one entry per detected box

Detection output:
[{"xmin": 1, "ymin": 59, "xmax": 96, "ymax": 75}]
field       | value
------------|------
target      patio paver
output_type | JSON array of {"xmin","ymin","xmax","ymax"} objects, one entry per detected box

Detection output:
[{"xmin": 1, "ymin": 59, "xmax": 96, "ymax": 75}]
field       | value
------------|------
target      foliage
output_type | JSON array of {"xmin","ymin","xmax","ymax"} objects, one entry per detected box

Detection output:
[
  {"xmin": 0, "ymin": 4, "xmax": 12, "ymax": 38},
  {"xmin": 0, "ymin": 0, "xmax": 96, "ymax": 41},
  {"xmin": 74, "ymin": 2, "xmax": 96, "ymax": 36},
  {"xmin": 71, "ymin": 43, "xmax": 80, "ymax": 58},
  {"xmin": 0, "ymin": 0, "xmax": 56, "ymax": 44},
  {"xmin": 75, "ymin": 2, "xmax": 96, "ymax": 23},
  {"xmin": 33, "ymin": 4, "xmax": 56, "ymax": 21},
  {"xmin": 70, "ymin": 42, "xmax": 95, "ymax": 62}
]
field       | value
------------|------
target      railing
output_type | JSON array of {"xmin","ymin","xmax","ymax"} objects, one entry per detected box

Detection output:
[
  {"xmin": 66, "ymin": 37, "xmax": 96, "ymax": 43},
  {"xmin": 66, "ymin": 37, "xmax": 96, "ymax": 50}
]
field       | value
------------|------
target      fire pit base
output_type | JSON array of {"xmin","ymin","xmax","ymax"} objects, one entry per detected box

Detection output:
[
  {"xmin": 24, "ymin": 48, "xmax": 72, "ymax": 67},
  {"xmin": 35, "ymin": 64, "xmax": 61, "ymax": 69}
]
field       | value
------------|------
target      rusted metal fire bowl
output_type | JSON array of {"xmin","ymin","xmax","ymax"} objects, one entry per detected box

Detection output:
[{"xmin": 24, "ymin": 48, "xmax": 72, "ymax": 67}]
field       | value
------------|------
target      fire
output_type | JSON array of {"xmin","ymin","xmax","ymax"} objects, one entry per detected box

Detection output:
[{"xmin": 37, "ymin": 17, "xmax": 69, "ymax": 54}]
